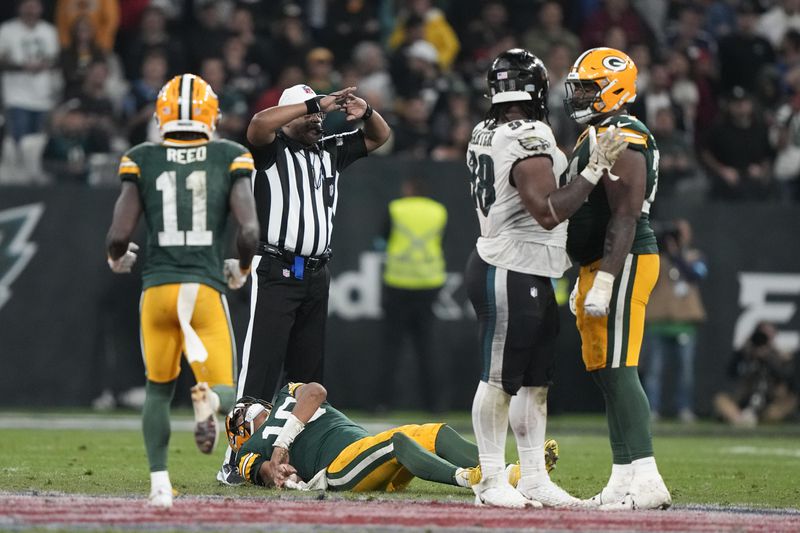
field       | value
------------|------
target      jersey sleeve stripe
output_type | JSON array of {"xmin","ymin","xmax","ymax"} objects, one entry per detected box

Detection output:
[
  {"xmin": 599, "ymin": 126, "xmax": 648, "ymax": 146},
  {"xmin": 229, "ymin": 160, "xmax": 255, "ymax": 172},
  {"xmin": 118, "ymin": 157, "xmax": 141, "ymax": 177},
  {"xmin": 288, "ymin": 382, "xmax": 304, "ymax": 396}
]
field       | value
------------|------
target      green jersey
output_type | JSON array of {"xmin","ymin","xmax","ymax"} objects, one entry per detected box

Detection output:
[
  {"xmin": 564, "ymin": 114, "xmax": 660, "ymax": 265},
  {"xmin": 118, "ymin": 139, "xmax": 254, "ymax": 293},
  {"xmin": 237, "ymin": 383, "xmax": 369, "ymax": 484}
]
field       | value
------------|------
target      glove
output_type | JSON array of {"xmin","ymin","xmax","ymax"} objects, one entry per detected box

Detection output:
[
  {"xmin": 579, "ymin": 125, "xmax": 627, "ymax": 184},
  {"xmin": 223, "ymin": 258, "xmax": 250, "ymax": 290},
  {"xmin": 583, "ymin": 271, "xmax": 615, "ymax": 317},
  {"xmin": 568, "ymin": 279, "xmax": 578, "ymax": 316},
  {"xmin": 107, "ymin": 242, "xmax": 139, "ymax": 273}
]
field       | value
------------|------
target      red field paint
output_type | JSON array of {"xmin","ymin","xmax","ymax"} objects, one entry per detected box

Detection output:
[{"xmin": 2, "ymin": 494, "xmax": 799, "ymax": 532}]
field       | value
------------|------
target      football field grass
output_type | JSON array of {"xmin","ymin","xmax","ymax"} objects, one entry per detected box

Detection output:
[{"xmin": 1, "ymin": 411, "xmax": 799, "ymax": 509}]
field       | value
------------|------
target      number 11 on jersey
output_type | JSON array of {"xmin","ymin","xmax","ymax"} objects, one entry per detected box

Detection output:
[{"xmin": 155, "ymin": 170, "xmax": 213, "ymax": 247}]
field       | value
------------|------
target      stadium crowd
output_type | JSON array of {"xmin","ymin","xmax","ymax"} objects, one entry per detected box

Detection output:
[{"xmin": 0, "ymin": 0, "xmax": 799, "ymax": 203}]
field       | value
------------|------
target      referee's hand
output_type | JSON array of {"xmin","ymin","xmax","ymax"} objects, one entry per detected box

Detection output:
[{"xmin": 320, "ymin": 87, "xmax": 356, "ymax": 113}]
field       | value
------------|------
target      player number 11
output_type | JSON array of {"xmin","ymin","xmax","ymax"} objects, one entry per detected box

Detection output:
[{"xmin": 155, "ymin": 170, "xmax": 213, "ymax": 246}]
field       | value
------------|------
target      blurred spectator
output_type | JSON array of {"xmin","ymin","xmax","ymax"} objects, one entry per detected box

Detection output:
[
  {"xmin": 271, "ymin": 3, "xmax": 313, "ymax": 78},
  {"xmin": 430, "ymin": 117, "xmax": 471, "ymax": 161},
  {"xmin": 665, "ymin": 4, "xmax": 716, "ymax": 58},
  {"xmin": 309, "ymin": 0, "xmax": 381, "ymax": 62},
  {"xmin": 546, "ymin": 42, "xmax": 581, "ymax": 150},
  {"xmin": 120, "ymin": 5, "xmax": 185, "ymax": 80},
  {"xmin": 0, "ymin": 0, "xmax": 61, "ymax": 146},
  {"xmin": 771, "ymin": 66, "xmax": 800, "ymax": 203},
  {"xmin": 123, "ymin": 49, "xmax": 167, "ymax": 145},
  {"xmin": 389, "ymin": 0, "xmax": 460, "ymax": 71},
  {"xmin": 644, "ymin": 219, "xmax": 707, "ymax": 423},
  {"xmin": 250, "ymin": 64, "xmax": 304, "ymax": 114},
  {"xmin": 757, "ymin": 0, "xmax": 800, "ymax": 49},
  {"xmin": 717, "ymin": 0, "xmax": 775, "ymax": 96},
  {"xmin": 462, "ymin": 0, "xmax": 513, "ymax": 66},
  {"xmin": 61, "ymin": 16, "xmax": 104, "ymax": 99},
  {"xmin": 713, "ymin": 322, "xmax": 798, "ymax": 427},
  {"xmin": 56, "ymin": 0, "xmax": 119, "ymax": 53},
  {"xmin": 631, "ymin": 63, "xmax": 683, "ymax": 131},
  {"xmin": 305, "ymin": 47, "xmax": 349, "ymax": 134},
  {"xmin": 75, "ymin": 59, "xmax": 116, "ymax": 140},
  {"xmin": 187, "ymin": 0, "xmax": 228, "ymax": 72},
  {"xmin": 629, "ymin": 42, "xmax": 652, "ymax": 93},
  {"xmin": 351, "ymin": 41, "xmax": 395, "ymax": 110},
  {"xmin": 430, "ymin": 83, "xmax": 477, "ymax": 148},
  {"xmin": 522, "ymin": 1, "xmax": 580, "ymax": 62},
  {"xmin": 700, "ymin": 86, "xmax": 774, "ymax": 201},
  {"xmin": 667, "ymin": 50, "xmax": 700, "ymax": 137},
  {"xmin": 42, "ymin": 100, "xmax": 110, "ymax": 182},
  {"xmin": 222, "ymin": 36, "xmax": 267, "ymax": 106},
  {"xmin": 604, "ymin": 25, "xmax": 629, "ymax": 53},
  {"xmin": 651, "ymin": 108, "xmax": 704, "ymax": 198},
  {"xmin": 391, "ymin": 95, "xmax": 434, "ymax": 158},
  {"xmin": 225, "ymin": 3, "xmax": 275, "ymax": 79},
  {"xmin": 687, "ymin": 46, "xmax": 719, "ymax": 146},
  {"xmin": 705, "ymin": 0, "xmax": 738, "ymax": 39},
  {"xmin": 394, "ymin": 40, "xmax": 443, "ymax": 109},
  {"xmin": 581, "ymin": 0, "xmax": 650, "ymax": 50},
  {"xmin": 199, "ymin": 57, "xmax": 248, "ymax": 144}
]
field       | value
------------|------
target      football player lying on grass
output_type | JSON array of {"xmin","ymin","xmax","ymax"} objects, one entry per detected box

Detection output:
[{"xmin": 225, "ymin": 382, "xmax": 560, "ymax": 498}]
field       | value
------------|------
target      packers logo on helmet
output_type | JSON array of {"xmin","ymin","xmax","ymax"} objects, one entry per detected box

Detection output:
[
  {"xmin": 565, "ymin": 47, "xmax": 637, "ymax": 124},
  {"xmin": 155, "ymin": 74, "xmax": 220, "ymax": 139},
  {"xmin": 224, "ymin": 396, "xmax": 272, "ymax": 452}
]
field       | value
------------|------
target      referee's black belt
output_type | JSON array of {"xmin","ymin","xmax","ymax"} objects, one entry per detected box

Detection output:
[{"xmin": 258, "ymin": 243, "xmax": 332, "ymax": 272}]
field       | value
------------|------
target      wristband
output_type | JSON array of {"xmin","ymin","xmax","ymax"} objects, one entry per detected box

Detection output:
[
  {"xmin": 305, "ymin": 96, "xmax": 323, "ymax": 115},
  {"xmin": 273, "ymin": 414, "xmax": 304, "ymax": 450},
  {"xmin": 362, "ymin": 104, "xmax": 374, "ymax": 120}
]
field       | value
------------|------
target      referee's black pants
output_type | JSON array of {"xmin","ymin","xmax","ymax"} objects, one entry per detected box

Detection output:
[{"xmin": 237, "ymin": 254, "xmax": 330, "ymax": 402}]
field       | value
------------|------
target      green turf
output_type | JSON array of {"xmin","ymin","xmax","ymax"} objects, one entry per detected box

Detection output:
[{"xmin": 1, "ymin": 413, "xmax": 798, "ymax": 508}]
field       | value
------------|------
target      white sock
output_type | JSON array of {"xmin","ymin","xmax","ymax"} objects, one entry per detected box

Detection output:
[
  {"xmin": 631, "ymin": 456, "xmax": 660, "ymax": 477},
  {"xmin": 509, "ymin": 386, "xmax": 548, "ymax": 482},
  {"xmin": 471, "ymin": 381, "xmax": 511, "ymax": 479},
  {"xmin": 150, "ymin": 470, "xmax": 171, "ymax": 490},
  {"xmin": 608, "ymin": 463, "xmax": 634, "ymax": 487}
]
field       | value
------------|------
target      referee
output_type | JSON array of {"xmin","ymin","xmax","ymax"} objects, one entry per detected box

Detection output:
[{"xmin": 217, "ymin": 84, "xmax": 390, "ymax": 484}]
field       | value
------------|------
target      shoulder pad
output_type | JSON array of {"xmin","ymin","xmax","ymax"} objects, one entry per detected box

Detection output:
[{"xmin": 502, "ymin": 120, "xmax": 556, "ymax": 156}]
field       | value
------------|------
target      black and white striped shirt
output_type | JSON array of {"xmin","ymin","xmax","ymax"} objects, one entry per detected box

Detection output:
[{"xmin": 251, "ymin": 130, "xmax": 368, "ymax": 257}]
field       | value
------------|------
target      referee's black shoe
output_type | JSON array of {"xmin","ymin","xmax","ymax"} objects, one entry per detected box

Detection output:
[{"xmin": 216, "ymin": 463, "xmax": 245, "ymax": 486}]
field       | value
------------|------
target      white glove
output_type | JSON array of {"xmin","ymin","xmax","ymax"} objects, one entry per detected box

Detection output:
[
  {"xmin": 107, "ymin": 242, "xmax": 139, "ymax": 273},
  {"xmin": 569, "ymin": 279, "xmax": 578, "ymax": 316},
  {"xmin": 223, "ymin": 258, "xmax": 250, "ymax": 290},
  {"xmin": 580, "ymin": 125, "xmax": 627, "ymax": 184},
  {"xmin": 583, "ymin": 271, "xmax": 615, "ymax": 317}
]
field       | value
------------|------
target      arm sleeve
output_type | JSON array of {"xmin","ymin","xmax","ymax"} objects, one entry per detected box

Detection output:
[
  {"xmin": 237, "ymin": 451, "xmax": 269, "ymax": 486},
  {"xmin": 329, "ymin": 130, "xmax": 368, "ymax": 171}
]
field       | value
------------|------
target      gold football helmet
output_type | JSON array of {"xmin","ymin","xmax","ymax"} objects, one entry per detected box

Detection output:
[
  {"xmin": 155, "ymin": 74, "xmax": 220, "ymax": 139},
  {"xmin": 224, "ymin": 397, "xmax": 272, "ymax": 452},
  {"xmin": 565, "ymin": 47, "xmax": 637, "ymax": 124}
]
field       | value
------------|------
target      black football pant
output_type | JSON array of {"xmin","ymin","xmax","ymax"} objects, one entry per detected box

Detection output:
[{"xmin": 237, "ymin": 254, "xmax": 329, "ymax": 402}]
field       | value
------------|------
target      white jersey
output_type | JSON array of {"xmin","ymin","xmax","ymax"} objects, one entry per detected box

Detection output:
[
  {"xmin": 466, "ymin": 118, "xmax": 571, "ymax": 277},
  {"xmin": 0, "ymin": 19, "xmax": 60, "ymax": 111}
]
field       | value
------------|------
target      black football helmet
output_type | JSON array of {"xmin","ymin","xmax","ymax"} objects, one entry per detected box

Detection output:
[{"xmin": 487, "ymin": 48, "xmax": 549, "ymax": 113}]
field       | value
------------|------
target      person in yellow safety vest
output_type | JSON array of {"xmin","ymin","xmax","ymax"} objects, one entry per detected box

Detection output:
[{"xmin": 376, "ymin": 177, "xmax": 448, "ymax": 412}]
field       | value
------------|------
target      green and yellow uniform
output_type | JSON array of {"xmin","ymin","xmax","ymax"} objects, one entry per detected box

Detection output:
[
  {"xmin": 118, "ymin": 138, "xmax": 254, "ymax": 386},
  {"xmin": 564, "ymin": 115, "xmax": 660, "ymax": 371},
  {"xmin": 237, "ymin": 383, "xmax": 447, "ymax": 492}
]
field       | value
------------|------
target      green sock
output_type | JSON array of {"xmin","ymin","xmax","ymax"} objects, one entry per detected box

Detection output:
[
  {"xmin": 592, "ymin": 371, "xmax": 632, "ymax": 464},
  {"xmin": 391, "ymin": 432, "xmax": 460, "ymax": 486},
  {"xmin": 434, "ymin": 425, "xmax": 479, "ymax": 468},
  {"xmin": 211, "ymin": 384, "xmax": 235, "ymax": 414},
  {"xmin": 595, "ymin": 367, "xmax": 653, "ymax": 461},
  {"xmin": 142, "ymin": 380, "xmax": 176, "ymax": 472}
]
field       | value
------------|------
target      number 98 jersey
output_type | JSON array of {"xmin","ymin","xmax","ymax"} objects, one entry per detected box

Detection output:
[
  {"xmin": 117, "ymin": 138, "xmax": 254, "ymax": 293},
  {"xmin": 466, "ymin": 119, "xmax": 571, "ymax": 277}
]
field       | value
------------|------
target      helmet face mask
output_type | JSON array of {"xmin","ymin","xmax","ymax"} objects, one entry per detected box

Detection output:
[
  {"xmin": 224, "ymin": 396, "xmax": 273, "ymax": 452},
  {"xmin": 564, "ymin": 47, "xmax": 637, "ymax": 124},
  {"xmin": 487, "ymin": 48, "xmax": 549, "ymax": 119}
]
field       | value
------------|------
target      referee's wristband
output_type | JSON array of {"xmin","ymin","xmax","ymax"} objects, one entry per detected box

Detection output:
[
  {"xmin": 305, "ymin": 96, "xmax": 323, "ymax": 115},
  {"xmin": 362, "ymin": 104, "xmax": 374, "ymax": 121}
]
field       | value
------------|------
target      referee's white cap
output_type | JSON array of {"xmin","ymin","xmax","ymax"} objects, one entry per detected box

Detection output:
[{"xmin": 279, "ymin": 84, "xmax": 319, "ymax": 106}]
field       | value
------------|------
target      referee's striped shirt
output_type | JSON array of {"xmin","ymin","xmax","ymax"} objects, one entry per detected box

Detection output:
[{"xmin": 250, "ymin": 130, "xmax": 368, "ymax": 257}]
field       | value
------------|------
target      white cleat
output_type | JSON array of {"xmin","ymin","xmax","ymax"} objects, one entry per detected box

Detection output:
[
  {"xmin": 191, "ymin": 382, "xmax": 219, "ymax": 454},
  {"xmin": 598, "ymin": 475, "xmax": 671, "ymax": 511},
  {"xmin": 147, "ymin": 485, "xmax": 173, "ymax": 509},
  {"xmin": 516, "ymin": 475, "xmax": 586, "ymax": 508},
  {"xmin": 474, "ymin": 473, "xmax": 541, "ymax": 509},
  {"xmin": 584, "ymin": 483, "xmax": 630, "ymax": 508}
]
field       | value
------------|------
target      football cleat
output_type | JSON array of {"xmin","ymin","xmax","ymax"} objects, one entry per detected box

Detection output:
[
  {"xmin": 544, "ymin": 439, "xmax": 559, "ymax": 472},
  {"xmin": 584, "ymin": 468, "xmax": 634, "ymax": 507},
  {"xmin": 191, "ymin": 382, "xmax": 219, "ymax": 454},
  {"xmin": 599, "ymin": 474, "xmax": 671, "ymax": 511},
  {"xmin": 473, "ymin": 473, "xmax": 541, "ymax": 509},
  {"xmin": 148, "ymin": 486, "xmax": 173, "ymax": 509},
  {"xmin": 455, "ymin": 466, "xmax": 482, "ymax": 488},
  {"xmin": 217, "ymin": 463, "xmax": 246, "ymax": 486},
  {"xmin": 517, "ymin": 475, "xmax": 586, "ymax": 508}
]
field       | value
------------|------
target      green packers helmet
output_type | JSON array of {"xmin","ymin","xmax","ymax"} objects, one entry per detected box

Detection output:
[{"xmin": 225, "ymin": 396, "xmax": 272, "ymax": 452}]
